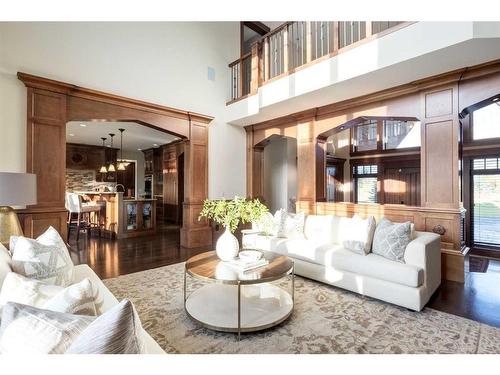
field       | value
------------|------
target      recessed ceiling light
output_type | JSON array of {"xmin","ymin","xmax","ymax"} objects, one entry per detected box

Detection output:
[
  {"xmin": 69, "ymin": 133, "xmax": 75, "ymax": 137},
  {"xmin": 153, "ymin": 143, "xmax": 158, "ymax": 147},
  {"xmin": 137, "ymin": 148, "xmax": 142, "ymax": 151},
  {"xmin": 493, "ymin": 97, "xmax": 499, "ymax": 102},
  {"xmin": 79, "ymin": 124, "xmax": 87, "ymax": 127}
]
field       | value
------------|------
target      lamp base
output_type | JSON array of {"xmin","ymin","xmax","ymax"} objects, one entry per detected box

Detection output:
[{"xmin": 0, "ymin": 206, "xmax": 24, "ymax": 249}]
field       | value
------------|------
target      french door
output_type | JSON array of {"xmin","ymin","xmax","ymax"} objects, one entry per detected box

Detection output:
[{"xmin": 471, "ymin": 157, "xmax": 500, "ymax": 247}]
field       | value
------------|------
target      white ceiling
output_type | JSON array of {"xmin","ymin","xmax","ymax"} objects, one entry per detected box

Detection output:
[{"xmin": 66, "ymin": 121, "xmax": 179, "ymax": 151}]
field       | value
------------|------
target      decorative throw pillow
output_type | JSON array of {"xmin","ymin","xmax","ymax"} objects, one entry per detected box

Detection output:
[
  {"xmin": 0, "ymin": 302, "xmax": 93, "ymax": 354},
  {"xmin": 341, "ymin": 215, "xmax": 376, "ymax": 255},
  {"xmin": 0, "ymin": 273, "xmax": 97, "ymax": 316},
  {"xmin": 372, "ymin": 218, "xmax": 412, "ymax": 263},
  {"xmin": 66, "ymin": 299, "xmax": 145, "ymax": 354},
  {"xmin": 11, "ymin": 226, "xmax": 74, "ymax": 286},
  {"xmin": 275, "ymin": 209, "xmax": 305, "ymax": 239},
  {"xmin": 252, "ymin": 212, "xmax": 278, "ymax": 236},
  {"xmin": 0, "ymin": 243, "xmax": 12, "ymax": 290}
]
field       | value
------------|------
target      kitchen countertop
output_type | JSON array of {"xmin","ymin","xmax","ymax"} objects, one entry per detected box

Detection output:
[
  {"xmin": 74, "ymin": 191, "xmax": 123, "ymax": 195},
  {"xmin": 123, "ymin": 198, "xmax": 156, "ymax": 202}
]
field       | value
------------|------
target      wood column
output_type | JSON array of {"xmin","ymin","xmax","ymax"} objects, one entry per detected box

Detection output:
[
  {"xmin": 250, "ymin": 42, "xmax": 260, "ymax": 94},
  {"xmin": 180, "ymin": 117, "xmax": 212, "ymax": 248},
  {"xmin": 18, "ymin": 88, "xmax": 68, "ymax": 239},
  {"xmin": 420, "ymin": 84, "xmax": 466, "ymax": 282},
  {"xmin": 296, "ymin": 117, "xmax": 317, "ymax": 214}
]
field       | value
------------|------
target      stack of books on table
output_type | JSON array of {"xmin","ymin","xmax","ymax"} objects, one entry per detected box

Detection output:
[{"xmin": 225, "ymin": 258, "xmax": 269, "ymax": 272}]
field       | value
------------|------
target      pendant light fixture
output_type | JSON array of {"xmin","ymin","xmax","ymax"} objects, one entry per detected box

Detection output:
[
  {"xmin": 107, "ymin": 133, "xmax": 116, "ymax": 172},
  {"xmin": 99, "ymin": 137, "xmax": 108, "ymax": 173},
  {"xmin": 117, "ymin": 128, "xmax": 126, "ymax": 171}
]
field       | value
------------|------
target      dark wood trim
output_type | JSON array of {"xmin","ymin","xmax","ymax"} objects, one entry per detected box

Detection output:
[{"xmin": 243, "ymin": 21, "xmax": 270, "ymax": 36}]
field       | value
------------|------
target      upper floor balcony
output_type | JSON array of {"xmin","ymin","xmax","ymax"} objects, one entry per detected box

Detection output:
[{"xmin": 226, "ymin": 21, "xmax": 500, "ymax": 126}]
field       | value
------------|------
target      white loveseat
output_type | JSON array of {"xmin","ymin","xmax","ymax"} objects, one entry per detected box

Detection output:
[
  {"xmin": 249, "ymin": 215, "xmax": 441, "ymax": 311},
  {"xmin": 0, "ymin": 248, "xmax": 164, "ymax": 354}
]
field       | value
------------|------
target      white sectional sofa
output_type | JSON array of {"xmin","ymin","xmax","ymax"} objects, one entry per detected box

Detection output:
[
  {"xmin": 249, "ymin": 214, "xmax": 441, "ymax": 311},
  {"xmin": 0, "ymin": 249, "xmax": 164, "ymax": 354}
]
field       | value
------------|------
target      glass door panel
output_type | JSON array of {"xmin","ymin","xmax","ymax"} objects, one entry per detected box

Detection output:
[
  {"xmin": 473, "ymin": 174, "xmax": 500, "ymax": 246},
  {"xmin": 126, "ymin": 202, "xmax": 138, "ymax": 230},
  {"xmin": 142, "ymin": 203, "xmax": 152, "ymax": 229}
]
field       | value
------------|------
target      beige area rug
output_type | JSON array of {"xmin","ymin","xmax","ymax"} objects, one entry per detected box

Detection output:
[{"xmin": 103, "ymin": 262, "xmax": 500, "ymax": 354}]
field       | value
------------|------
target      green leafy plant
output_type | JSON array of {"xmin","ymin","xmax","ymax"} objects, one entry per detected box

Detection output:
[{"xmin": 198, "ymin": 196, "xmax": 269, "ymax": 233}]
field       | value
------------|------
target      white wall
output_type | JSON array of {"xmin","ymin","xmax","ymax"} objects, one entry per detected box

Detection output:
[
  {"xmin": 263, "ymin": 137, "xmax": 297, "ymax": 213},
  {"xmin": 0, "ymin": 22, "xmax": 244, "ymax": 199}
]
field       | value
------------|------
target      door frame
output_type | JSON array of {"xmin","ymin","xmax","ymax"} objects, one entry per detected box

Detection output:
[{"xmin": 17, "ymin": 72, "xmax": 213, "ymax": 248}]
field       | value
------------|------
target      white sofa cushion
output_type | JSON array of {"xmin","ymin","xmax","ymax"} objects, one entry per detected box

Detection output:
[
  {"xmin": 340, "ymin": 214, "xmax": 376, "ymax": 255},
  {"xmin": 304, "ymin": 215, "xmax": 337, "ymax": 244},
  {"xmin": 0, "ymin": 244, "xmax": 11, "ymax": 290},
  {"xmin": 328, "ymin": 247, "xmax": 424, "ymax": 288},
  {"xmin": 255, "ymin": 234, "xmax": 424, "ymax": 288}
]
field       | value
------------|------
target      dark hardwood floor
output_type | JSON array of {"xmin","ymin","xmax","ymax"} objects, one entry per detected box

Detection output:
[{"xmin": 69, "ymin": 228, "xmax": 500, "ymax": 328}]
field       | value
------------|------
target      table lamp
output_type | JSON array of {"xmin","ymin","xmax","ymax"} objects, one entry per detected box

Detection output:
[{"xmin": 0, "ymin": 172, "xmax": 37, "ymax": 248}]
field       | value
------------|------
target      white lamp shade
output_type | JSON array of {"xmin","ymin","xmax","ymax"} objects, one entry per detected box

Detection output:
[{"xmin": 0, "ymin": 172, "xmax": 37, "ymax": 206}]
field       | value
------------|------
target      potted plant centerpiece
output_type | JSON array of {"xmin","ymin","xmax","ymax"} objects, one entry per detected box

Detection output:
[{"xmin": 198, "ymin": 197, "xmax": 268, "ymax": 261}]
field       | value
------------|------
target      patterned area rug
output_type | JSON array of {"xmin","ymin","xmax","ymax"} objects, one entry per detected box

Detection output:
[{"xmin": 103, "ymin": 262, "xmax": 500, "ymax": 354}]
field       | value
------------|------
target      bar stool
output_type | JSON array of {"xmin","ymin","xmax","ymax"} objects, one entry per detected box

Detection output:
[{"xmin": 65, "ymin": 193, "xmax": 102, "ymax": 241}]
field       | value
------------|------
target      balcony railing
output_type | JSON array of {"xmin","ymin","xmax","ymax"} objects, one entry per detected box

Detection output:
[{"xmin": 228, "ymin": 21, "xmax": 406, "ymax": 103}]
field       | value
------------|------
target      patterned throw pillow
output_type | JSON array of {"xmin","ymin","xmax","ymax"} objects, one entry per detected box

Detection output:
[
  {"xmin": 11, "ymin": 226, "xmax": 74, "ymax": 286},
  {"xmin": 275, "ymin": 209, "xmax": 305, "ymax": 239},
  {"xmin": 0, "ymin": 273, "xmax": 97, "ymax": 316},
  {"xmin": 0, "ymin": 299, "xmax": 144, "ymax": 354},
  {"xmin": 341, "ymin": 215, "xmax": 376, "ymax": 255},
  {"xmin": 66, "ymin": 299, "xmax": 145, "ymax": 354},
  {"xmin": 0, "ymin": 302, "xmax": 93, "ymax": 354},
  {"xmin": 372, "ymin": 218, "xmax": 412, "ymax": 263},
  {"xmin": 252, "ymin": 212, "xmax": 278, "ymax": 236}
]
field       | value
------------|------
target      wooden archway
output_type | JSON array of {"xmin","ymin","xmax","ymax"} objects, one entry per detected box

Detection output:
[{"xmin": 17, "ymin": 72, "xmax": 212, "ymax": 248}]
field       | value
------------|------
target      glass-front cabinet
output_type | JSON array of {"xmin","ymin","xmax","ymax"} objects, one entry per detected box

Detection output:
[{"xmin": 121, "ymin": 199, "xmax": 156, "ymax": 238}]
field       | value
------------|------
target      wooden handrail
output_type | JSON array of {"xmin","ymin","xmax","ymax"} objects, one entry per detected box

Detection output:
[{"xmin": 228, "ymin": 21, "xmax": 410, "ymax": 103}]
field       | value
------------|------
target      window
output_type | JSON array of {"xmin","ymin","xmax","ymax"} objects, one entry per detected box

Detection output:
[
  {"xmin": 383, "ymin": 120, "xmax": 421, "ymax": 149},
  {"xmin": 473, "ymin": 101, "xmax": 500, "ymax": 140},
  {"xmin": 353, "ymin": 164, "xmax": 378, "ymax": 204},
  {"xmin": 351, "ymin": 118, "xmax": 421, "ymax": 154},
  {"xmin": 353, "ymin": 120, "xmax": 377, "ymax": 152}
]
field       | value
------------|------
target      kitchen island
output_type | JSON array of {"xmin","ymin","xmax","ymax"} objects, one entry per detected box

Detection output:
[{"xmin": 75, "ymin": 191, "xmax": 156, "ymax": 239}]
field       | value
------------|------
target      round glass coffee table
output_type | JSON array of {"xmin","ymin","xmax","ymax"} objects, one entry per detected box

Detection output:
[{"xmin": 184, "ymin": 250, "xmax": 294, "ymax": 340}]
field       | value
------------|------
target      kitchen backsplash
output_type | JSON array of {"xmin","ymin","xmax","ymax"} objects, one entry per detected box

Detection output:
[{"xmin": 66, "ymin": 169, "xmax": 116, "ymax": 192}]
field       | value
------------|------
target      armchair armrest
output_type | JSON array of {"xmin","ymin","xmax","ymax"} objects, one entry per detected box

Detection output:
[{"xmin": 404, "ymin": 231, "xmax": 441, "ymax": 292}]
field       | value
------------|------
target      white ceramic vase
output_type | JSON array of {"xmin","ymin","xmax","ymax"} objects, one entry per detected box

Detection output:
[{"xmin": 216, "ymin": 226, "xmax": 240, "ymax": 261}]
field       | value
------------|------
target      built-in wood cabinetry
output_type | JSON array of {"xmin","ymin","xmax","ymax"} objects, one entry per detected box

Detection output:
[{"xmin": 66, "ymin": 143, "xmax": 118, "ymax": 183}]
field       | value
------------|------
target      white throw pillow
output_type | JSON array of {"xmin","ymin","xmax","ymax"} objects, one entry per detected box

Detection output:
[
  {"xmin": 341, "ymin": 215, "xmax": 376, "ymax": 255},
  {"xmin": 304, "ymin": 215, "xmax": 336, "ymax": 245},
  {"xmin": 0, "ymin": 273, "xmax": 97, "ymax": 316},
  {"xmin": 252, "ymin": 212, "xmax": 278, "ymax": 236},
  {"xmin": 275, "ymin": 209, "xmax": 305, "ymax": 239},
  {"xmin": 0, "ymin": 243, "xmax": 12, "ymax": 290},
  {"xmin": 0, "ymin": 302, "xmax": 93, "ymax": 354},
  {"xmin": 11, "ymin": 226, "xmax": 74, "ymax": 286}
]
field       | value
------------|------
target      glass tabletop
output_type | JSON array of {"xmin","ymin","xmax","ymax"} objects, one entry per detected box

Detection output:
[{"xmin": 185, "ymin": 250, "xmax": 294, "ymax": 285}]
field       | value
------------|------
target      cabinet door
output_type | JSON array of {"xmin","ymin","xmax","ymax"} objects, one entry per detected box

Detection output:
[{"xmin": 125, "ymin": 202, "xmax": 138, "ymax": 231}]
